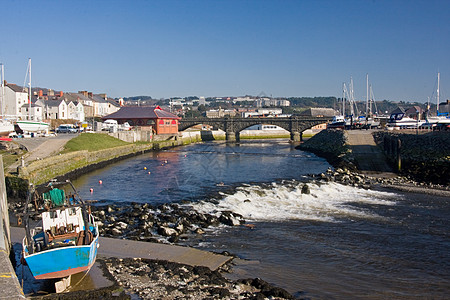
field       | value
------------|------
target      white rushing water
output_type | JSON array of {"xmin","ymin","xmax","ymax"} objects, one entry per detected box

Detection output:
[{"xmin": 193, "ymin": 181, "xmax": 399, "ymax": 222}]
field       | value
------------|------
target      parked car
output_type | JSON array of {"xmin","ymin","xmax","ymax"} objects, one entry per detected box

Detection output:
[{"xmin": 56, "ymin": 124, "xmax": 78, "ymax": 133}]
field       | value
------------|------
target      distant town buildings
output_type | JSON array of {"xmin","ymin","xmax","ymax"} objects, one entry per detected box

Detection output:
[
  {"xmin": 205, "ymin": 108, "xmax": 237, "ymax": 118},
  {"xmin": 1, "ymin": 83, "xmax": 120, "ymax": 123}
]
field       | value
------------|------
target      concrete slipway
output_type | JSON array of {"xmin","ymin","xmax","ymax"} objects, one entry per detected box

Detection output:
[{"xmin": 9, "ymin": 226, "xmax": 231, "ymax": 272}]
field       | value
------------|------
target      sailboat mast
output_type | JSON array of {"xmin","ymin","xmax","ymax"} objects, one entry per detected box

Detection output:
[
  {"xmin": 366, "ymin": 73, "xmax": 369, "ymax": 118},
  {"xmin": 349, "ymin": 77, "xmax": 355, "ymax": 117},
  {"xmin": 342, "ymin": 82, "xmax": 346, "ymax": 116},
  {"xmin": 437, "ymin": 72, "xmax": 440, "ymax": 115},
  {"xmin": 28, "ymin": 58, "xmax": 32, "ymax": 120},
  {"xmin": 1, "ymin": 63, "xmax": 4, "ymax": 118}
]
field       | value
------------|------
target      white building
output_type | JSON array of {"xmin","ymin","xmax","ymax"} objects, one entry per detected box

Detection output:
[
  {"xmin": 106, "ymin": 98, "xmax": 120, "ymax": 115},
  {"xmin": 91, "ymin": 94, "xmax": 110, "ymax": 117},
  {"xmin": 67, "ymin": 101, "xmax": 85, "ymax": 122},
  {"xmin": 255, "ymin": 98, "xmax": 290, "ymax": 107},
  {"xmin": 3, "ymin": 84, "xmax": 28, "ymax": 119},
  {"xmin": 19, "ymin": 99, "xmax": 45, "ymax": 121},
  {"xmin": 45, "ymin": 99, "xmax": 69, "ymax": 120}
]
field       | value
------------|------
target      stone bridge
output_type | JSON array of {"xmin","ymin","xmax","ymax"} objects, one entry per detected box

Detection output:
[{"xmin": 179, "ymin": 116, "xmax": 331, "ymax": 141}]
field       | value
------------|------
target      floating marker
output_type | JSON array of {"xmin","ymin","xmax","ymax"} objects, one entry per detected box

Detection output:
[
  {"xmin": 148, "ymin": 171, "xmax": 151, "ymax": 174},
  {"xmin": 144, "ymin": 167, "xmax": 147, "ymax": 170},
  {"xmin": 99, "ymin": 180, "xmax": 102, "ymax": 184},
  {"xmin": 90, "ymin": 188, "xmax": 94, "ymax": 193}
]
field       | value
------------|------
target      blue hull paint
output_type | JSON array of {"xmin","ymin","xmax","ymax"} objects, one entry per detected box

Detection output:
[{"xmin": 25, "ymin": 235, "xmax": 99, "ymax": 279}]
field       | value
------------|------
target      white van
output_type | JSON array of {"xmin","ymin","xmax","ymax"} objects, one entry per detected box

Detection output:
[{"xmin": 103, "ymin": 119, "xmax": 118, "ymax": 132}]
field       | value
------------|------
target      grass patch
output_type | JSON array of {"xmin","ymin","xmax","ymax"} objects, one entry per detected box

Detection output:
[
  {"xmin": 61, "ymin": 133, "xmax": 129, "ymax": 153},
  {"xmin": 1, "ymin": 150, "xmax": 24, "ymax": 170}
]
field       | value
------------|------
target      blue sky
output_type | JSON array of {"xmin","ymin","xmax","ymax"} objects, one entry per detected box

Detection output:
[{"xmin": 1, "ymin": 0, "xmax": 449, "ymax": 102}]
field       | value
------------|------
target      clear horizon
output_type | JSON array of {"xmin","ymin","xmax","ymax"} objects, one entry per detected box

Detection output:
[{"xmin": 1, "ymin": 0, "xmax": 449, "ymax": 103}]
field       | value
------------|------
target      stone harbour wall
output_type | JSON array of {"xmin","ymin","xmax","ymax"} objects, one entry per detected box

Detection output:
[
  {"xmin": 373, "ymin": 131, "xmax": 450, "ymax": 185},
  {"xmin": 296, "ymin": 129, "xmax": 356, "ymax": 170}
]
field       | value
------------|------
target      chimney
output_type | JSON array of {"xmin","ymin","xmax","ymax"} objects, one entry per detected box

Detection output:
[
  {"xmin": 39, "ymin": 90, "xmax": 43, "ymax": 97},
  {"xmin": 78, "ymin": 91, "xmax": 88, "ymax": 97},
  {"xmin": 59, "ymin": 91, "xmax": 63, "ymax": 97},
  {"xmin": 88, "ymin": 92, "xmax": 93, "ymax": 98}
]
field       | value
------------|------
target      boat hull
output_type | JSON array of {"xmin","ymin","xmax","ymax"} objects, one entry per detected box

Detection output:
[
  {"xmin": 0, "ymin": 120, "xmax": 15, "ymax": 136},
  {"xmin": 24, "ymin": 235, "xmax": 99, "ymax": 280},
  {"xmin": 16, "ymin": 120, "xmax": 49, "ymax": 132}
]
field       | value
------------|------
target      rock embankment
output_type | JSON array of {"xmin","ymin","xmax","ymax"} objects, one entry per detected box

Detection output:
[
  {"xmin": 91, "ymin": 203, "xmax": 245, "ymax": 244},
  {"xmin": 103, "ymin": 257, "xmax": 293, "ymax": 299},
  {"xmin": 297, "ymin": 129, "xmax": 357, "ymax": 171},
  {"xmin": 373, "ymin": 131, "xmax": 450, "ymax": 185}
]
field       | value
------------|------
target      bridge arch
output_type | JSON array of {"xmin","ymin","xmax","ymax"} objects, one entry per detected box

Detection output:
[{"xmin": 179, "ymin": 116, "xmax": 331, "ymax": 141}]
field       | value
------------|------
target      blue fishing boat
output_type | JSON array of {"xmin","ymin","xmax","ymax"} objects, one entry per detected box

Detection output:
[{"xmin": 22, "ymin": 180, "xmax": 99, "ymax": 280}]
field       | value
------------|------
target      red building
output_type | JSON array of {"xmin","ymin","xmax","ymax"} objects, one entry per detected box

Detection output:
[{"xmin": 102, "ymin": 106, "xmax": 180, "ymax": 135}]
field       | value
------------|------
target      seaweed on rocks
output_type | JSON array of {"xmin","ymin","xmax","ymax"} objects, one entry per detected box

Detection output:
[
  {"xmin": 90, "ymin": 202, "xmax": 246, "ymax": 244},
  {"xmin": 102, "ymin": 257, "xmax": 295, "ymax": 300}
]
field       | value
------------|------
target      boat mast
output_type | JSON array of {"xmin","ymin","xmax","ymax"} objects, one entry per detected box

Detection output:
[
  {"xmin": 342, "ymin": 82, "xmax": 346, "ymax": 116},
  {"xmin": 28, "ymin": 58, "xmax": 32, "ymax": 120},
  {"xmin": 1, "ymin": 63, "xmax": 4, "ymax": 118},
  {"xmin": 366, "ymin": 74, "xmax": 369, "ymax": 117},
  {"xmin": 349, "ymin": 77, "xmax": 355, "ymax": 117},
  {"xmin": 437, "ymin": 72, "xmax": 440, "ymax": 115}
]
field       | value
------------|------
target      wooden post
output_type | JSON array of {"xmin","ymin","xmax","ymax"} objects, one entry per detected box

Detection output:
[{"xmin": 396, "ymin": 138, "xmax": 402, "ymax": 171}]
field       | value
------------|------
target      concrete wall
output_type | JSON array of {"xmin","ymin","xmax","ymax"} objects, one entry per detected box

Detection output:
[
  {"xmin": 0, "ymin": 155, "xmax": 26, "ymax": 299},
  {"xmin": 22, "ymin": 143, "xmax": 155, "ymax": 185},
  {"xmin": 0, "ymin": 156, "xmax": 10, "ymax": 254}
]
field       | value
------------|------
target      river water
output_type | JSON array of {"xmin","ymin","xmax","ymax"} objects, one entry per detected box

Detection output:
[{"xmin": 72, "ymin": 140, "xmax": 449, "ymax": 299}]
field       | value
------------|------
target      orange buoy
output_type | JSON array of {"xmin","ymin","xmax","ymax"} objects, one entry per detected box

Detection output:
[
  {"xmin": 144, "ymin": 167, "xmax": 147, "ymax": 170},
  {"xmin": 90, "ymin": 188, "xmax": 94, "ymax": 193},
  {"xmin": 99, "ymin": 180, "xmax": 103, "ymax": 184}
]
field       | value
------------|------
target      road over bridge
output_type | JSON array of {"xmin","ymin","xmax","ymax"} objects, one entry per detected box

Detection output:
[{"xmin": 179, "ymin": 116, "xmax": 332, "ymax": 141}]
